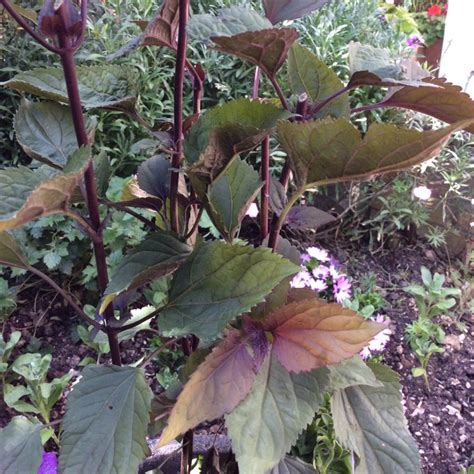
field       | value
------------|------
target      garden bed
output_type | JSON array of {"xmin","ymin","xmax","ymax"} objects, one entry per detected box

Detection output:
[{"xmin": 1, "ymin": 237, "xmax": 471, "ymax": 473}]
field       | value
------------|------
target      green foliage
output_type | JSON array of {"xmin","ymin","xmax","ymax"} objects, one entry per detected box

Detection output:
[
  {"xmin": 405, "ymin": 266, "xmax": 461, "ymax": 319},
  {"xmin": 59, "ymin": 365, "xmax": 152, "ymax": 474},
  {"xmin": 0, "ymin": 416, "xmax": 44, "ymax": 474},
  {"xmin": 413, "ymin": 11, "xmax": 446, "ymax": 47},
  {"xmin": 2, "ymin": 0, "xmax": 472, "ymax": 471}
]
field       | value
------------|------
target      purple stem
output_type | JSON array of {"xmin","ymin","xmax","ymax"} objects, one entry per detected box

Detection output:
[{"xmin": 170, "ymin": 0, "xmax": 189, "ymax": 234}]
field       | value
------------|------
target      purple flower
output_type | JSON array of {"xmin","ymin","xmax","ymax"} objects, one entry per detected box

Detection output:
[
  {"xmin": 291, "ymin": 270, "xmax": 312, "ymax": 288},
  {"xmin": 39, "ymin": 452, "xmax": 57, "ymax": 474},
  {"xmin": 306, "ymin": 246, "xmax": 330, "ymax": 262},
  {"xmin": 360, "ymin": 314, "xmax": 392, "ymax": 359},
  {"xmin": 333, "ymin": 275, "xmax": 352, "ymax": 303},
  {"xmin": 406, "ymin": 35, "xmax": 422, "ymax": 48},
  {"xmin": 309, "ymin": 278, "xmax": 328, "ymax": 292},
  {"xmin": 300, "ymin": 253, "xmax": 311, "ymax": 264},
  {"xmin": 312, "ymin": 265, "xmax": 330, "ymax": 280}
]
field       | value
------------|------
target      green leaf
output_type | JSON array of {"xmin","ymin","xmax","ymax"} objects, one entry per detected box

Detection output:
[
  {"xmin": 288, "ymin": 44, "xmax": 349, "ymax": 118},
  {"xmin": 63, "ymin": 145, "xmax": 92, "ymax": 174},
  {"xmin": 328, "ymin": 355, "xmax": 383, "ymax": 391},
  {"xmin": 158, "ymin": 330, "xmax": 258, "ymax": 446},
  {"xmin": 3, "ymin": 384, "xmax": 40, "ymax": 414},
  {"xmin": 0, "ymin": 232, "xmax": 28, "ymax": 269},
  {"xmin": 185, "ymin": 98, "xmax": 291, "ymax": 169},
  {"xmin": 277, "ymin": 117, "xmax": 474, "ymax": 187},
  {"xmin": 263, "ymin": 0, "xmax": 330, "ymax": 24},
  {"xmin": 159, "ymin": 241, "xmax": 299, "ymax": 341},
  {"xmin": 262, "ymin": 299, "xmax": 384, "ymax": 373},
  {"xmin": 0, "ymin": 167, "xmax": 84, "ymax": 231},
  {"xmin": 59, "ymin": 365, "xmax": 152, "ymax": 474},
  {"xmin": 207, "ymin": 155, "xmax": 262, "ymax": 241},
  {"xmin": 381, "ymin": 78, "xmax": 474, "ymax": 134},
  {"xmin": 0, "ymin": 416, "xmax": 43, "ymax": 474},
  {"xmin": 268, "ymin": 455, "xmax": 317, "ymax": 473},
  {"xmin": 2, "ymin": 65, "xmax": 139, "ymax": 113},
  {"xmin": 0, "ymin": 330, "xmax": 21, "ymax": 363},
  {"xmin": 331, "ymin": 362, "xmax": 421, "ymax": 474},
  {"xmin": 15, "ymin": 100, "xmax": 83, "ymax": 169},
  {"xmin": 412, "ymin": 367, "xmax": 425, "ymax": 377},
  {"xmin": 348, "ymin": 42, "xmax": 403, "ymax": 80},
  {"xmin": 212, "ymin": 28, "xmax": 299, "ymax": 80},
  {"xmin": 226, "ymin": 353, "xmax": 329, "ymax": 474},
  {"xmin": 188, "ymin": 6, "xmax": 272, "ymax": 41},
  {"xmin": 104, "ymin": 231, "xmax": 191, "ymax": 305}
]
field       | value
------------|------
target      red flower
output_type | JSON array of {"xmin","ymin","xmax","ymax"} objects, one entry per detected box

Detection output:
[
  {"xmin": 427, "ymin": 4, "xmax": 442, "ymax": 16},
  {"xmin": 444, "ymin": 3, "xmax": 448, "ymax": 15}
]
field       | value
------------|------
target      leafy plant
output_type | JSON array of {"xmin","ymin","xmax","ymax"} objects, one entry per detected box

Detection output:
[
  {"xmin": 3, "ymin": 352, "xmax": 71, "ymax": 437},
  {"xmin": 405, "ymin": 265, "xmax": 461, "ymax": 319},
  {"xmin": 1, "ymin": 0, "xmax": 474, "ymax": 471},
  {"xmin": 404, "ymin": 266, "xmax": 460, "ymax": 388},
  {"xmin": 405, "ymin": 317, "xmax": 444, "ymax": 389}
]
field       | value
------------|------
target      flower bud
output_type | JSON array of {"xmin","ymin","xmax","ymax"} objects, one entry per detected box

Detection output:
[{"xmin": 38, "ymin": 0, "xmax": 82, "ymax": 41}]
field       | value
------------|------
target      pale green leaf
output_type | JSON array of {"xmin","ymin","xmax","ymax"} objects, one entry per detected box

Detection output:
[
  {"xmin": 267, "ymin": 455, "xmax": 317, "ymax": 473},
  {"xmin": 348, "ymin": 42, "xmax": 403, "ymax": 80},
  {"xmin": 207, "ymin": 155, "xmax": 262, "ymax": 241},
  {"xmin": 2, "ymin": 65, "xmax": 139, "ymax": 112},
  {"xmin": 59, "ymin": 365, "xmax": 152, "ymax": 474},
  {"xmin": 331, "ymin": 363, "xmax": 421, "ymax": 474},
  {"xmin": 158, "ymin": 241, "xmax": 299, "ymax": 341},
  {"xmin": 328, "ymin": 355, "xmax": 383, "ymax": 391},
  {"xmin": 63, "ymin": 145, "xmax": 92, "ymax": 174},
  {"xmin": 0, "ymin": 416, "xmax": 43, "ymax": 474},
  {"xmin": 226, "ymin": 353, "xmax": 329, "ymax": 474},
  {"xmin": 263, "ymin": 0, "xmax": 330, "ymax": 24},
  {"xmin": 188, "ymin": 6, "xmax": 272, "ymax": 41},
  {"xmin": 288, "ymin": 43, "xmax": 349, "ymax": 118}
]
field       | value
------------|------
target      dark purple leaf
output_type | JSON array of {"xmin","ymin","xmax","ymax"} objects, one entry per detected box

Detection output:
[
  {"xmin": 285, "ymin": 206, "xmax": 336, "ymax": 230},
  {"xmin": 263, "ymin": 0, "xmax": 331, "ymax": 24}
]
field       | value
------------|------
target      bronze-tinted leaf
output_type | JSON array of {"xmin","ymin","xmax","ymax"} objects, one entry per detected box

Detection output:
[
  {"xmin": 381, "ymin": 78, "xmax": 474, "ymax": 134},
  {"xmin": 140, "ymin": 0, "xmax": 179, "ymax": 49},
  {"xmin": 0, "ymin": 232, "xmax": 28, "ymax": 269},
  {"xmin": 158, "ymin": 330, "xmax": 258, "ymax": 447},
  {"xmin": 262, "ymin": 299, "xmax": 384, "ymax": 372},
  {"xmin": 0, "ymin": 168, "xmax": 84, "ymax": 231},
  {"xmin": 212, "ymin": 28, "xmax": 299, "ymax": 80},
  {"xmin": 284, "ymin": 205, "xmax": 336, "ymax": 230},
  {"xmin": 347, "ymin": 70, "xmax": 436, "ymax": 90},
  {"xmin": 277, "ymin": 117, "xmax": 474, "ymax": 187}
]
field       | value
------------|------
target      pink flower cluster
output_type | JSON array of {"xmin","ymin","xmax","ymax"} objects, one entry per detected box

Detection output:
[
  {"xmin": 359, "ymin": 314, "xmax": 392, "ymax": 359},
  {"xmin": 291, "ymin": 246, "xmax": 391, "ymax": 359},
  {"xmin": 291, "ymin": 246, "xmax": 352, "ymax": 303}
]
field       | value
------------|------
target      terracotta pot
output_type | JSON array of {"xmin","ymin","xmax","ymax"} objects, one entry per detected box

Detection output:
[{"xmin": 417, "ymin": 37, "xmax": 443, "ymax": 74}]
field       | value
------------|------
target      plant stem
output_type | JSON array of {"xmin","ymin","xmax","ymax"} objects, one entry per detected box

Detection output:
[
  {"xmin": 181, "ymin": 430, "xmax": 193, "ymax": 474},
  {"xmin": 307, "ymin": 85, "xmax": 349, "ymax": 117},
  {"xmin": 26, "ymin": 266, "xmax": 103, "ymax": 331},
  {"xmin": 269, "ymin": 76, "xmax": 289, "ymax": 110},
  {"xmin": 267, "ymin": 186, "xmax": 307, "ymax": 251},
  {"xmin": 57, "ymin": 5, "xmax": 121, "ymax": 365},
  {"xmin": 170, "ymin": 0, "xmax": 189, "ymax": 234},
  {"xmin": 260, "ymin": 137, "xmax": 270, "ymax": 240}
]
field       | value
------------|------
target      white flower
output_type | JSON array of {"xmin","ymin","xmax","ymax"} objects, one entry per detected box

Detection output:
[
  {"xmin": 413, "ymin": 186, "xmax": 431, "ymax": 201},
  {"xmin": 246, "ymin": 203, "xmax": 259, "ymax": 218},
  {"xmin": 306, "ymin": 246, "xmax": 330, "ymax": 262}
]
